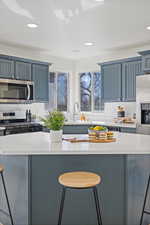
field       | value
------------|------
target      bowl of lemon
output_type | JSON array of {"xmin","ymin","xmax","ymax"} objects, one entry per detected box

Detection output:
[{"xmin": 88, "ymin": 126, "xmax": 108, "ymax": 139}]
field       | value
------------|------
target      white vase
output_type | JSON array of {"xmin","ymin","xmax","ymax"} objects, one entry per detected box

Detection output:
[{"xmin": 50, "ymin": 130, "xmax": 63, "ymax": 143}]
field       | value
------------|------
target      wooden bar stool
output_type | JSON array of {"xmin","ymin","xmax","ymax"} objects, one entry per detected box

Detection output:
[
  {"xmin": 140, "ymin": 174, "xmax": 150, "ymax": 225},
  {"xmin": 0, "ymin": 165, "xmax": 14, "ymax": 225},
  {"xmin": 57, "ymin": 171, "xmax": 103, "ymax": 225}
]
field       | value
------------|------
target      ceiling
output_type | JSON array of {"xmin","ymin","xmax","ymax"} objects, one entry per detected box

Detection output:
[{"xmin": 0, "ymin": 0, "xmax": 150, "ymax": 59}]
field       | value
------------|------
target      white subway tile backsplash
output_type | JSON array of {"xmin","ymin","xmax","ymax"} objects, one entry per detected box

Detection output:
[{"xmin": 0, "ymin": 101, "xmax": 136, "ymax": 122}]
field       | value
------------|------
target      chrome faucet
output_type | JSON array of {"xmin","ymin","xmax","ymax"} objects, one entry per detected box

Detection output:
[{"xmin": 73, "ymin": 102, "xmax": 79, "ymax": 121}]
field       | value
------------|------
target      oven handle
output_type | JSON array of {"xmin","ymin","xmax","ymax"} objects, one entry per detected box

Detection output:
[{"xmin": 27, "ymin": 84, "xmax": 30, "ymax": 100}]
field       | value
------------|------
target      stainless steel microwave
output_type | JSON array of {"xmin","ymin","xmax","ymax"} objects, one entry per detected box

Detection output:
[{"xmin": 0, "ymin": 78, "xmax": 34, "ymax": 103}]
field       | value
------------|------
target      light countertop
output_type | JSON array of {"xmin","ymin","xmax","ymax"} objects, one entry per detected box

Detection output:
[
  {"xmin": 0, "ymin": 132, "xmax": 150, "ymax": 155},
  {"xmin": 65, "ymin": 121, "xmax": 136, "ymax": 128}
]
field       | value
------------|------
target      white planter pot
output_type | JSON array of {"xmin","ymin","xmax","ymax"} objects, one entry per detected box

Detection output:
[{"xmin": 50, "ymin": 130, "xmax": 63, "ymax": 143}]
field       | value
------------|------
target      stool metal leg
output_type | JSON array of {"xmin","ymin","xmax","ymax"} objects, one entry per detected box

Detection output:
[
  {"xmin": 58, "ymin": 187, "xmax": 66, "ymax": 225},
  {"xmin": 93, "ymin": 187, "xmax": 103, "ymax": 225},
  {"xmin": 1, "ymin": 172, "xmax": 14, "ymax": 225},
  {"xmin": 140, "ymin": 174, "xmax": 150, "ymax": 225}
]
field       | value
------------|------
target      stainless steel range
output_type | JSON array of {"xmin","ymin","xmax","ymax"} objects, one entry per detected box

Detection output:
[{"xmin": 0, "ymin": 111, "xmax": 42, "ymax": 135}]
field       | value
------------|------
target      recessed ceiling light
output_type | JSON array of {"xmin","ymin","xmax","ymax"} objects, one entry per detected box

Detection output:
[
  {"xmin": 84, "ymin": 42, "xmax": 94, "ymax": 46},
  {"xmin": 27, "ymin": 23, "xmax": 38, "ymax": 28},
  {"xmin": 147, "ymin": 26, "xmax": 150, "ymax": 30},
  {"xmin": 95, "ymin": 0, "xmax": 104, "ymax": 2}
]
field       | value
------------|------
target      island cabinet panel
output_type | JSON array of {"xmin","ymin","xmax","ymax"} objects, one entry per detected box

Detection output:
[
  {"xmin": 102, "ymin": 63, "xmax": 122, "ymax": 102},
  {"xmin": 30, "ymin": 155, "xmax": 125, "ymax": 225},
  {"xmin": 126, "ymin": 155, "xmax": 150, "ymax": 225},
  {"xmin": 15, "ymin": 61, "xmax": 32, "ymax": 80},
  {"xmin": 0, "ymin": 156, "xmax": 29, "ymax": 225},
  {"xmin": 0, "ymin": 58, "xmax": 14, "ymax": 78},
  {"xmin": 32, "ymin": 64, "xmax": 49, "ymax": 102}
]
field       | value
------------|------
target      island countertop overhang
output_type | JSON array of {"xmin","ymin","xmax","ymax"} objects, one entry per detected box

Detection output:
[{"xmin": 0, "ymin": 132, "xmax": 150, "ymax": 155}]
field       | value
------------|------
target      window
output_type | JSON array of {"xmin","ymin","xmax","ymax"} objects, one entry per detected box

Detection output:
[
  {"xmin": 49, "ymin": 72, "xmax": 68, "ymax": 112},
  {"xmin": 80, "ymin": 72, "xmax": 103, "ymax": 112}
]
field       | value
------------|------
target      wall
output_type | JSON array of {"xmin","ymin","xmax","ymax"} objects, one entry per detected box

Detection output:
[{"xmin": 0, "ymin": 42, "xmax": 147, "ymax": 121}]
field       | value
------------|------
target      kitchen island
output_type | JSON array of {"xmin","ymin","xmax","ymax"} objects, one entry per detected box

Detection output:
[{"xmin": 0, "ymin": 132, "xmax": 150, "ymax": 225}]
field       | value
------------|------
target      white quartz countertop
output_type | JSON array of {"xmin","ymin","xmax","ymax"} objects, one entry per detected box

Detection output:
[
  {"xmin": 0, "ymin": 132, "xmax": 150, "ymax": 155},
  {"xmin": 65, "ymin": 121, "xmax": 136, "ymax": 128}
]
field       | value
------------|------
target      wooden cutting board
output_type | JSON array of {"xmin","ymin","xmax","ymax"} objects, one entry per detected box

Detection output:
[{"xmin": 63, "ymin": 138, "xmax": 116, "ymax": 143}]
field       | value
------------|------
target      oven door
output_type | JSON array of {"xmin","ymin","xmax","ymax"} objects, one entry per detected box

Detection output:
[{"xmin": 0, "ymin": 79, "xmax": 34, "ymax": 102}]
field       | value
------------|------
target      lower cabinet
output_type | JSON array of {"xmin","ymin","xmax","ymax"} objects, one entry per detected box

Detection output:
[
  {"xmin": 63, "ymin": 125, "xmax": 90, "ymax": 134},
  {"xmin": 63, "ymin": 125, "xmax": 136, "ymax": 134},
  {"xmin": 120, "ymin": 127, "xmax": 136, "ymax": 133}
]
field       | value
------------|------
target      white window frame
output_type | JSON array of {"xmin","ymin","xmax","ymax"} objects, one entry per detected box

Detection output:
[
  {"xmin": 79, "ymin": 71, "xmax": 103, "ymax": 113},
  {"xmin": 50, "ymin": 72, "xmax": 69, "ymax": 113}
]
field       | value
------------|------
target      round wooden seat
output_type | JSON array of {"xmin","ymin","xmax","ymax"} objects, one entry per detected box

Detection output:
[
  {"xmin": 0, "ymin": 165, "xmax": 4, "ymax": 173},
  {"xmin": 58, "ymin": 171, "xmax": 101, "ymax": 188}
]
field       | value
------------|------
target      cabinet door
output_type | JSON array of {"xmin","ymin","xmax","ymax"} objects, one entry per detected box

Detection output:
[
  {"xmin": 142, "ymin": 54, "xmax": 150, "ymax": 72},
  {"xmin": 0, "ymin": 58, "xmax": 14, "ymax": 78},
  {"xmin": 122, "ymin": 61, "xmax": 137, "ymax": 102},
  {"xmin": 102, "ymin": 63, "xmax": 122, "ymax": 102},
  {"xmin": 135, "ymin": 60, "xmax": 142, "ymax": 75},
  {"xmin": 32, "ymin": 64, "xmax": 49, "ymax": 102},
  {"xmin": 15, "ymin": 61, "xmax": 32, "ymax": 80}
]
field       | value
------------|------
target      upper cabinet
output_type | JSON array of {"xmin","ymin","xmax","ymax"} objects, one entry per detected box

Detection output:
[
  {"xmin": 0, "ymin": 58, "xmax": 14, "ymax": 78},
  {"xmin": 100, "ymin": 57, "xmax": 142, "ymax": 102},
  {"xmin": 32, "ymin": 64, "xmax": 49, "ymax": 102},
  {"xmin": 122, "ymin": 62, "xmax": 136, "ymax": 102},
  {"xmin": 0, "ymin": 55, "xmax": 50, "ymax": 102},
  {"xmin": 139, "ymin": 50, "xmax": 150, "ymax": 73},
  {"xmin": 15, "ymin": 61, "xmax": 32, "ymax": 80},
  {"xmin": 102, "ymin": 63, "xmax": 122, "ymax": 102}
]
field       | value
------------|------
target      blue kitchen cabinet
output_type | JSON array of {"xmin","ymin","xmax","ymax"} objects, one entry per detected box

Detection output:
[
  {"xmin": 122, "ymin": 60, "xmax": 142, "ymax": 102},
  {"xmin": 122, "ymin": 62, "xmax": 136, "ymax": 102},
  {"xmin": 120, "ymin": 127, "xmax": 136, "ymax": 133},
  {"xmin": 142, "ymin": 54, "xmax": 150, "ymax": 72},
  {"xmin": 101, "ymin": 57, "xmax": 142, "ymax": 103},
  {"xmin": 32, "ymin": 64, "xmax": 49, "ymax": 102},
  {"xmin": 63, "ymin": 125, "xmax": 90, "ymax": 134},
  {"xmin": 0, "ymin": 58, "xmax": 14, "ymax": 78},
  {"xmin": 138, "ymin": 50, "xmax": 150, "ymax": 73},
  {"xmin": 15, "ymin": 61, "xmax": 32, "ymax": 80},
  {"xmin": 102, "ymin": 63, "xmax": 122, "ymax": 102}
]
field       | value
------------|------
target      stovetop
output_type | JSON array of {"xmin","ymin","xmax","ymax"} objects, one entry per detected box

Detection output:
[{"xmin": 0, "ymin": 119, "xmax": 40, "ymax": 128}]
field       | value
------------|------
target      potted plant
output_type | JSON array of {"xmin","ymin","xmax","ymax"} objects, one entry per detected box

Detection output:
[{"xmin": 41, "ymin": 111, "xmax": 65, "ymax": 142}]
